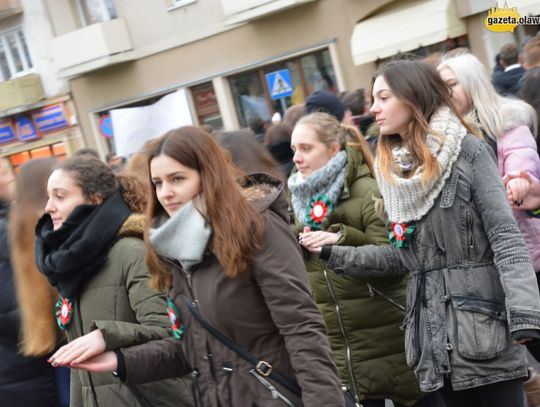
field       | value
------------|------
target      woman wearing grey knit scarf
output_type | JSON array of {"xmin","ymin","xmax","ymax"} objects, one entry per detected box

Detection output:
[{"xmin": 288, "ymin": 112, "xmax": 424, "ymax": 406}]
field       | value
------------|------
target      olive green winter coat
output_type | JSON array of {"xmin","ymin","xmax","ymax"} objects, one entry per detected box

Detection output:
[
  {"xmin": 291, "ymin": 147, "xmax": 422, "ymax": 406},
  {"xmin": 65, "ymin": 214, "xmax": 193, "ymax": 407}
]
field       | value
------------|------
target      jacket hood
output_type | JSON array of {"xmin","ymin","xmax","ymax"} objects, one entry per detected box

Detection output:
[
  {"xmin": 117, "ymin": 213, "xmax": 145, "ymax": 240},
  {"xmin": 499, "ymin": 97, "xmax": 536, "ymax": 134},
  {"xmin": 242, "ymin": 173, "xmax": 289, "ymax": 223},
  {"xmin": 343, "ymin": 146, "xmax": 373, "ymax": 196}
]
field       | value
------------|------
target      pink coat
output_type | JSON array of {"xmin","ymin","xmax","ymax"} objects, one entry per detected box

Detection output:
[{"xmin": 497, "ymin": 124, "xmax": 540, "ymax": 272}]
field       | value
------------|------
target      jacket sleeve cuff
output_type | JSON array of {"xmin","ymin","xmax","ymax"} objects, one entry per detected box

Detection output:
[
  {"xmin": 112, "ymin": 349, "xmax": 127, "ymax": 382},
  {"xmin": 511, "ymin": 329, "xmax": 540, "ymax": 341},
  {"xmin": 320, "ymin": 246, "xmax": 332, "ymax": 261}
]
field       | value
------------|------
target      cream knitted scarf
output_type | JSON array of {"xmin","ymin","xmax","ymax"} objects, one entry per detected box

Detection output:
[{"xmin": 375, "ymin": 106, "xmax": 467, "ymax": 223}]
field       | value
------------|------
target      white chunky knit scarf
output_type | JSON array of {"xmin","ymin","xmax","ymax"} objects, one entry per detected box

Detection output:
[{"xmin": 375, "ymin": 106, "xmax": 467, "ymax": 223}]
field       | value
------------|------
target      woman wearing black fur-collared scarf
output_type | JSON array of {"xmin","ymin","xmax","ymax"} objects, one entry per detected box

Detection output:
[{"xmin": 35, "ymin": 156, "xmax": 193, "ymax": 407}]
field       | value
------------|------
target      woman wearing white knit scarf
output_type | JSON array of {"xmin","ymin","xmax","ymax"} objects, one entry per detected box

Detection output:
[{"xmin": 301, "ymin": 60, "xmax": 540, "ymax": 407}]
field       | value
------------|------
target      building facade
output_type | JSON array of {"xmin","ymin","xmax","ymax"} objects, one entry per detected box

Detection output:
[{"xmin": 3, "ymin": 0, "xmax": 538, "ymax": 160}]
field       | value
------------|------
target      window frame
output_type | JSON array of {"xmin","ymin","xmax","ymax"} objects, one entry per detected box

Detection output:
[
  {"xmin": 168, "ymin": 0, "xmax": 197, "ymax": 11},
  {"xmin": 75, "ymin": 0, "xmax": 117, "ymax": 26},
  {"xmin": 0, "ymin": 27, "xmax": 34, "ymax": 82}
]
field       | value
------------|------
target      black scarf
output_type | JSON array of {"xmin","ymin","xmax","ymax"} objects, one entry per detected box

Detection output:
[{"xmin": 35, "ymin": 191, "xmax": 131, "ymax": 298}]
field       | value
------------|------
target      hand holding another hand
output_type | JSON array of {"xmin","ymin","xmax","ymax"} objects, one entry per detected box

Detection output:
[
  {"xmin": 298, "ymin": 227, "xmax": 340, "ymax": 254},
  {"xmin": 48, "ymin": 329, "xmax": 106, "ymax": 367}
]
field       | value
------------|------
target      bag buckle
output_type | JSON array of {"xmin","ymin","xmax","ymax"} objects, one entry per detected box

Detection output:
[{"xmin": 256, "ymin": 360, "xmax": 273, "ymax": 377}]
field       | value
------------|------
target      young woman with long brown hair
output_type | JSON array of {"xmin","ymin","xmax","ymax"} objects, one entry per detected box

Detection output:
[
  {"xmin": 69, "ymin": 126, "xmax": 345, "ymax": 406},
  {"xmin": 301, "ymin": 59, "xmax": 540, "ymax": 407}
]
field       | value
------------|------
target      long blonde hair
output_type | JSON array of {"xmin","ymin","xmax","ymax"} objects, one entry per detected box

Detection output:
[
  {"xmin": 438, "ymin": 51, "xmax": 504, "ymax": 140},
  {"xmin": 10, "ymin": 158, "xmax": 60, "ymax": 356}
]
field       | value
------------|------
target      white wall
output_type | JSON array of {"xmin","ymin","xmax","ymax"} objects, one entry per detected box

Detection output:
[{"xmin": 21, "ymin": 0, "xmax": 69, "ymax": 97}]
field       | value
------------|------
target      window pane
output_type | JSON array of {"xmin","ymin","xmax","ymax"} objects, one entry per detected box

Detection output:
[
  {"xmin": 300, "ymin": 49, "xmax": 338, "ymax": 95},
  {"xmin": 79, "ymin": 0, "xmax": 117, "ymax": 25},
  {"xmin": 6, "ymin": 32, "xmax": 23, "ymax": 73},
  {"xmin": 229, "ymin": 71, "xmax": 270, "ymax": 128},
  {"xmin": 0, "ymin": 45, "xmax": 10, "ymax": 81},
  {"xmin": 17, "ymin": 30, "xmax": 32, "ymax": 69}
]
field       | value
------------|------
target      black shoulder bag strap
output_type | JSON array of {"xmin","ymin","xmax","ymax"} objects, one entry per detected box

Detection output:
[{"xmin": 182, "ymin": 297, "xmax": 302, "ymax": 397}]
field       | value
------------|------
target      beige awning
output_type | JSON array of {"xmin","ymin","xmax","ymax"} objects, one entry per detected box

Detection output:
[
  {"xmin": 351, "ymin": 0, "xmax": 467, "ymax": 65},
  {"xmin": 511, "ymin": 0, "xmax": 540, "ymax": 17}
]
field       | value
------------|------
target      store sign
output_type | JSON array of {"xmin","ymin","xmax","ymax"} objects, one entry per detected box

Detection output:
[
  {"xmin": 32, "ymin": 103, "xmax": 70, "ymax": 134},
  {"xmin": 0, "ymin": 119, "xmax": 16, "ymax": 144},
  {"xmin": 14, "ymin": 115, "xmax": 39, "ymax": 141}
]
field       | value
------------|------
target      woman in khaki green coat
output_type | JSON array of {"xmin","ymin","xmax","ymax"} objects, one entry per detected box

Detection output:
[
  {"xmin": 35, "ymin": 156, "xmax": 193, "ymax": 407},
  {"xmin": 289, "ymin": 112, "xmax": 427, "ymax": 407}
]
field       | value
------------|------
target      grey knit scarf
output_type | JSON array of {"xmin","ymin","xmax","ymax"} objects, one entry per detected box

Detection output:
[
  {"xmin": 375, "ymin": 106, "xmax": 467, "ymax": 223},
  {"xmin": 149, "ymin": 199, "xmax": 211, "ymax": 271},
  {"xmin": 288, "ymin": 150, "xmax": 347, "ymax": 229}
]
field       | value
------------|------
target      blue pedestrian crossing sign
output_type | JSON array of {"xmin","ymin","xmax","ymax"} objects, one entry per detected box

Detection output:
[{"xmin": 265, "ymin": 69, "xmax": 294, "ymax": 100}]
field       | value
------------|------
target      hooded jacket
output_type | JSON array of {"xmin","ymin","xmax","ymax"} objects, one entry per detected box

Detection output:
[
  {"xmin": 290, "ymin": 147, "xmax": 421, "ymax": 405},
  {"xmin": 62, "ymin": 213, "xmax": 193, "ymax": 407},
  {"xmin": 497, "ymin": 98, "xmax": 540, "ymax": 271},
  {"xmin": 119, "ymin": 174, "xmax": 345, "ymax": 407}
]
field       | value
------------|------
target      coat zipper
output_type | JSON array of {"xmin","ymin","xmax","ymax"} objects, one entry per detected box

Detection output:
[
  {"xmin": 467, "ymin": 210, "xmax": 475, "ymax": 256},
  {"xmin": 163, "ymin": 259, "xmax": 204, "ymax": 404},
  {"xmin": 322, "ymin": 267, "xmax": 361, "ymax": 404}
]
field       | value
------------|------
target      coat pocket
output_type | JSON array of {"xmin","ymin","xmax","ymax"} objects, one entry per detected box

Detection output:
[
  {"xmin": 451, "ymin": 296, "xmax": 508, "ymax": 360},
  {"xmin": 404, "ymin": 322, "xmax": 419, "ymax": 367}
]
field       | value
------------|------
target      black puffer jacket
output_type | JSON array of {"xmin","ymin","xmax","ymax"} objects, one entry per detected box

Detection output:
[{"xmin": 0, "ymin": 202, "xmax": 58, "ymax": 407}]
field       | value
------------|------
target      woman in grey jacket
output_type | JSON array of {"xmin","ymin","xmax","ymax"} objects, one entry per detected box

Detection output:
[{"xmin": 300, "ymin": 60, "xmax": 540, "ymax": 407}]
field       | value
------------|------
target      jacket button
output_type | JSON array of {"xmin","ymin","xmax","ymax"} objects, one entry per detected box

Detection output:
[{"xmin": 446, "ymin": 343, "xmax": 454, "ymax": 351}]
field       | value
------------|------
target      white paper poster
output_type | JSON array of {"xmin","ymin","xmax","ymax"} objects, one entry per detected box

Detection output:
[{"xmin": 111, "ymin": 89, "xmax": 193, "ymax": 157}]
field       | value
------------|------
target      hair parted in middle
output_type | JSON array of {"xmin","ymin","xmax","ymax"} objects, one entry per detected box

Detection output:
[
  {"xmin": 373, "ymin": 59, "xmax": 477, "ymax": 186},
  {"xmin": 296, "ymin": 112, "xmax": 375, "ymax": 176},
  {"xmin": 143, "ymin": 126, "xmax": 265, "ymax": 291}
]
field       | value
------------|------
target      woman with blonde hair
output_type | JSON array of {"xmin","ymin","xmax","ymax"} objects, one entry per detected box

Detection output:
[
  {"xmin": 289, "ymin": 112, "xmax": 425, "ymax": 407},
  {"xmin": 303, "ymin": 59, "xmax": 540, "ymax": 407},
  {"xmin": 0, "ymin": 158, "xmax": 60, "ymax": 406}
]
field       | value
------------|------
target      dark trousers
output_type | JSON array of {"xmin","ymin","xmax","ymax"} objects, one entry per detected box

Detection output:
[
  {"xmin": 362, "ymin": 392, "xmax": 446, "ymax": 407},
  {"xmin": 437, "ymin": 378, "xmax": 524, "ymax": 407},
  {"xmin": 527, "ymin": 272, "xmax": 540, "ymax": 362}
]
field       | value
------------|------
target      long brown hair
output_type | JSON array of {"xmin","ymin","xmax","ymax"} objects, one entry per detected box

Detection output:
[
  {"xmin": 296, "ymin": 112, "xmax": 375, "ymax": 176},
  {"xmin": 373, "ymin": 59, "xmax": 477, "ymax": 185},
  {"xmin": 144, "ymin": 126, "xmax": 265, "ymax": 291},
  {"xmin": 9, "ymin": 158, "xmax": 59, "ymax": 356}
]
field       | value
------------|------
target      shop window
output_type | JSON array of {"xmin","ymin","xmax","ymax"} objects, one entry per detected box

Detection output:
[
  {"xmin": 229, "ymin": 48, "xmax": 338, "ymax": 128},
  {"xmin": 190, "ymin": 82, "xmax": 223, "ymax": 131},
  {"xmin": 76, "ymin": 0, "xmax": 117, "ymax": 26},
  {"xmin": 300, "ymin": 51, "xmax": 337, "ymax": 95},
  {"xmin": 8, "ymin": 142, "xmax": 67, "ymax": 172},
  {"xmin": 0, "ymin": 28, "xmax": 33, "ymax": 82}
]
